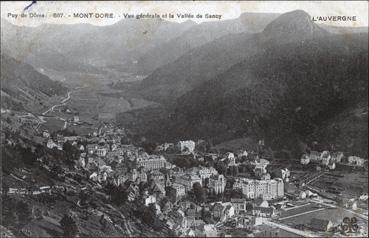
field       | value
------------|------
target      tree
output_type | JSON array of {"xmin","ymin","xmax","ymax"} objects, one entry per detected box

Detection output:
[
  {"xmin": 193, "ymin": 182, "xmax": 206, "ymax": 203},
  {"xmin": 21, "ymin": 147, "xmax": 37, "ymax": 165},
  {"xmin": 110, "ymin": 185, "xmax": 128, "ymax": 206},
  {"xmin": 60, "ymin": 214, "xmax": 78, "ymax": 238},
  {"xmin": 62, "ymin": 140, "xmax": 80, "ymax": 163},
  {"xmin": 246, "ymin": 203, "xmax": 253, "ymax": 213},
  {"xmin": 15, "ymin": 201, "xmax": 32, "ymax": 228},
  {"xmin": 215, "ymin": 161, "xmax": 227, "ymax": 175},
  {"xmin": 202, "ymin": 209, "xmax": 214, "ymax": 224},
  {"xmin": 142, "ymin": 204, "xmax": 162, "ymax": 231}
]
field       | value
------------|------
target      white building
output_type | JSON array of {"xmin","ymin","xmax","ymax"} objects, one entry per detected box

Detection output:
[
  {"xmin": 177, "ymin": 140, "xmax": 196, "ymax": 154},
  {"xmin": 46, "ymin": 139, "xmax": 58, "ymax": 149},
  {"xmin": 176, "ymin": 174, "xmax": 202, "ymax": 192},
  {"xmin": 234, "ymin": 178, "xmax": 284, "ymax": 200},
  {"xmin": 209, "ymin": 174, "xmax": 226, "ymax": 194},
  {"xmin": 300, "ymin": 154, "xmax": 310, "ymax": 165},
  {"xmin": 171, "ymin": 183, "xmax": 186, "ymax": 198},
  {"xmin": 198, "ymin": 167, "xmax": 218, "ymax": 181},
  {"xmin": 348, "ymin": 156, "xmax": 365, "ymax": 167},
  {"xmin": 144, "ymin": 195, "xmax": 157, "ymax": 206},
  {"xmin": 96, "ymin": 148, "xmax": 107, "ymax": 157},
  {"xmin": 136, "ymin": 155, "xmax": 167, "ymax": 171},
  {"xmin": 320, "ymin": 151, "xmax": 331, "ymax": 166}
]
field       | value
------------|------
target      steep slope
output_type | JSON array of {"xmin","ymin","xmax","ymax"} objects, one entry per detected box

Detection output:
[
  {"xmin": 0, "ymin": 54, "xmax": 67, "ymax": 110},
  {"xmin": 172, "ymin": 32, "xmax": 368, "ymax": 157},
  {"xmin": 127, "ymin": 11, "xmax": 367, "ymax": 157},
  {"xmin": 137, "ymin": 12, "xmax": 280, "ymax": 74},
  {"xmin": 0, "ymin": 18, "xmax": 195, "ymax": 75},
  {"xmin": 139, "ymin": 10, "xmax": 327, "ymax": 105}
]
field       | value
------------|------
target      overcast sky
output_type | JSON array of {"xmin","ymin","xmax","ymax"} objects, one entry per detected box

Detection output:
[{"xmin": 1, "ymin": 1, "xmax": 368, "ymax": 27}]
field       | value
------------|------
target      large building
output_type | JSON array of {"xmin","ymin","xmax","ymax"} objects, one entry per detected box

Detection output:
[
  {"xmin": 198, "ymin": 167, "xmax": 218, "ymax": 181},
  {"xmin": 208, "ymin": 174, "xmax": 226, "ymax": 194},
  {"xmin": 234, "ymin": 178, "xmax": 284, "ymax": 200},
  {"xmin": 136, "ymin": 155, "xmax": 167, "ymax": 171},
  {"xmin": 175, "ymin": 174, "xmax": 202, "ymax": 192},
  {"xmin": 167, "ymin": 183, "xmax": 186, "ymax": 203}
]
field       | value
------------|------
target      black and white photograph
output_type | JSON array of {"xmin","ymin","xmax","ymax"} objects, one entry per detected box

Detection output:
[{"xmin": 0, "ymin": 1, "xmax": 368, "ymax": 237}]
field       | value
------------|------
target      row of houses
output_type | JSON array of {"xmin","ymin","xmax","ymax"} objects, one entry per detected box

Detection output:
[{"xmin": 301, "ymin": 150, "xmax": 367, "ymax": 169}]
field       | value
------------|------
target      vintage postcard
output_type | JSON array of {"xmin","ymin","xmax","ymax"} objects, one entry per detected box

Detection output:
[{"xmin": 1, "ymin": 1, "xmax": 368, "ymax": 237}]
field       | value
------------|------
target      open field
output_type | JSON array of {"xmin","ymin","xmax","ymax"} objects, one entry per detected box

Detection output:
[
  {"xmin": 310, "ymin": 171, "xmax": 368, "ymax": 200},
  {"xmin": 281, "ymin": 207, "xmax": 368, "ymax": 232},
  {"xmin": 279, "ymin": 202, "xmax": 323, "ymax": 219},
  {"xmin": 40, "ymin": 117, "xmax": 65, "ymax": 133}
]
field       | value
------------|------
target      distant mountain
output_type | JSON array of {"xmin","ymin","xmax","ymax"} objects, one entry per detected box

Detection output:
[
  {"xmin": 136, "ymin": 12, "xmax": 280, "ymax": 74},
  {"xmin": 319, "ymin": 24, "xmax": 369, "ymax": 34},
  {"xmin": 171, "ymin": 32, "xmax": 368, "ymax": 157},
  {"xmin": 138, "ymin": 10, "xmax": 328, "ymax": 105},
  {"xmin": 0, "ymin": 18, "xmax": 195, "ymax": 76},
  {"xmin": 262, "ymin": 10, "xmax": 326, "ymax": 43},
  {"xmin": 129, "ymin": 11, "xmax": 368, "ymax": 157},
  {"xmin": 1, "ymin": 54, "xmax": 67, "ymax": 111}
]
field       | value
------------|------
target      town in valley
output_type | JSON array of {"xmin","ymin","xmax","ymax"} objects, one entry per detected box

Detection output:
[{"xmin": 1, "ymin": 2, "xmax": 368, "ymax": 237}]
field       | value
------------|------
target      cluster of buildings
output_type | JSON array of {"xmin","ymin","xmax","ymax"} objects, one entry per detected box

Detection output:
[
  {"xmin": 40, "ymin": 124, "xmax": 368, "ymax": 237},
  {"xmin": 300, "ymin": 150, "xmax": 367, "ymax": 169}
]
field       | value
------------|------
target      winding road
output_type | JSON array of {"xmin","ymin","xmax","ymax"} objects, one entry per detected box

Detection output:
[
  {"xmin": 37, "ymin": 86, "xmax": 87, "ymax": 130},
  {"xmin": 42, "ymin": 91, "xmax": 72, "ymax": 116}
]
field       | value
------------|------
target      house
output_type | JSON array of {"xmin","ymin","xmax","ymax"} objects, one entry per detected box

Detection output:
[
  {"xmin": 183, "ymin": 228, "xmax": 195, "ymax": 237},
  {"xmin": 328, "ymin": 161, "xmax": 336, "ymax": 170},
  {"xmin": 161, "ymin": 200, "xmax": 173, "ymax": 215},
  {"xmin": 167, "ymin": 209, "xmax": 188, "ymax": 230},
  {"xmin": 221, "ymin": 204, "xmax": 235, "ymax": 221},
  {"xmin": 321, "ymin": 151, "xmax": 331, "ymax": 166},
  {"xmin": 127, "ymin": 183, "xmax": 139, "ymax": 201},
  {"xmin": 176, "ymin": 174, "xmax": 202, "ymax": 192},
  {"xmin": 156, "ymin": 143, "xmax": 175, "ymax": 152},
  {"xmin": 79, "ymin": 145, "xmax": 85, "ymax": 151},
  {"xmin": 96, "ymin": 147, "xmax": 107, "ymax": 157},
  {"xmin": 303, "ymin": 151, "xmax": 321, "ymax": 163},
  {"xmin": 190, "ymin": 219, "xmax": 205, "ymax": 230},
  {"xmin": 212, "ymin": 203, "xmax": 224, "ymax": 220},
  {"xmin": 252, "ymin": 207, "xmax": 274, "ymax": 217},
  {"xmin": 300, "ymin": 154, "xmax": 310, "ymax": 165},
  {"xmin": 86, "ymin": 144, "xmax": 98, "ymax": 154},
  {"xmin": 198, "ymin": 167, "xmax": 218, "ymax": 181},
  {"xmin": 299, "ymin": 191, "xmax": 307, "ymax": 199},
  {"xmin": 331, "ymin": 152, "xmax": 345, "ymax": 163},
  {"xmin": 194, "ymin": 224, "xmax": 218, "ymax": 237},
  {"xmin": 237, "ymin": 216, "xmax": 262, "ymax": 229},
  {"xmin": 348, "ymin": 156, "xmax": 365, "ymax": 167},
  {"xmin": 280, "ymin": 168, "xmax": 290, "ymax": 181},
  {"xmin": 231, "ymin": 198, "xmax": 248, "ymax": 215},
  {"xmin": 42, "ymin": 130, "xmax": 50, "ymax": 138},
  {"xmin": 309, "ymin": 218, "xmax": 333, "ymax": 232},
  {"xmin": 149, "ymin": 181, "xmax": 165, "ymax": 199},
  {"xmin": 208, "ymin": 174, "xmax": 226, "ymax": 194},
  {"xmin": 177, "ymin": 140, "xmax": 196, "ymax": 154},
  {"xmin": 227, "ymin": 153, "xmax": 237, "ymax": 167},
  {"xmin": 46, "ymin": 139, "xmax": 59, "ymax": 149},
  {"xmin": 254, "ymin": 225, "xmax": 280, "ymax": 237},
  {"xmin": 149, "ymin": 170, "xmax": 165, "ymax": 183},
  {"xmin": 167, "ymin": 183, "xmax": 186, "ymax": 203},
  {"xmin": 238, "ymin": 150, "xmax": 249, "ymax": 159}
]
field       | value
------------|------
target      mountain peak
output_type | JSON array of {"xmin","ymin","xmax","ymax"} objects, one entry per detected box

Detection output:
[{"xmin": 263, "ymin": 10, "xmax": 327, "ymax": 41}]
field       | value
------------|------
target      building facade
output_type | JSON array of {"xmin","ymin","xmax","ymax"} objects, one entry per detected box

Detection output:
[
  {"xmin": 234, "ymin": 178, "xmax": 284, "ymax": 200},
  {"xmin": 136, "ymin": 155, "xmax": 167, "ymax": 171}
]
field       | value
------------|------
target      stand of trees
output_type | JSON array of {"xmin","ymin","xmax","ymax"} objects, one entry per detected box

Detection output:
[{"xmin": 60, "ymin": 214, "xmax": 78, "ymax": 238}]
